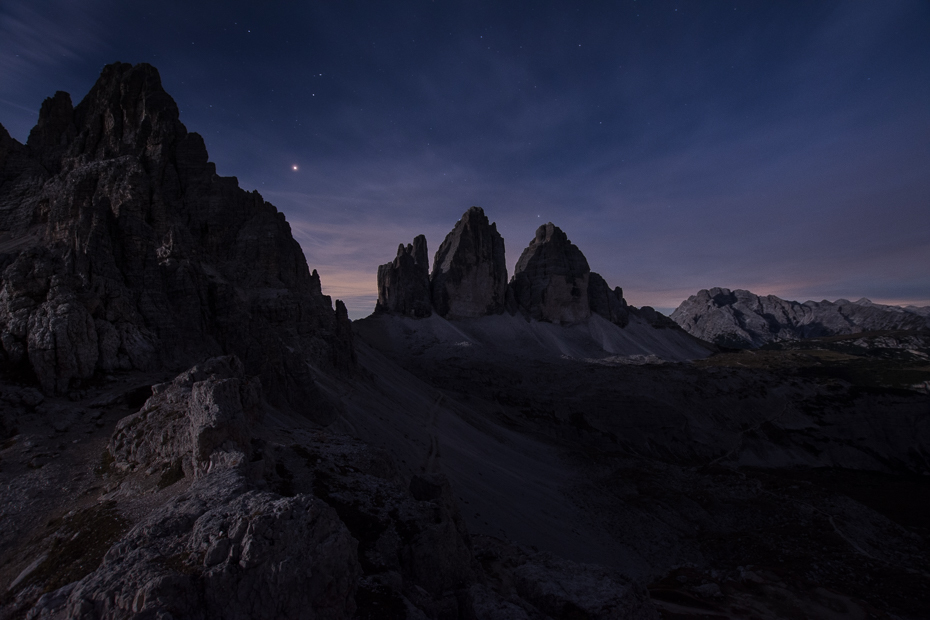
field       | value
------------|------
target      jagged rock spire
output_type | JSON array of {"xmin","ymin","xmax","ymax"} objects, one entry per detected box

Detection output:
[
  {"xmin": 510, "ymin": 223, "xmax": 591, "ymax": 324},
  {"xmin": 430, "ymin": 206, "xmax": 508, "ymax": 318},
  {"xmin": 376, "ymin": 234, "xmax": 432, "ymax": 317},
  {"xmin": 374, "ymin": 211, "xmax": 637, "ymax": 328}
]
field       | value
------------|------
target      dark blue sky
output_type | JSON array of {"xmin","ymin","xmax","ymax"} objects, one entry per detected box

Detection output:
[{"xmin": 2, "ymin": 1, "xmax": 928, "ymax": 317}]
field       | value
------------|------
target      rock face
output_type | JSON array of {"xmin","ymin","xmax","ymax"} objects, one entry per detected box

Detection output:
[
  {"xmin": 108, "ymin": 356, "xmax": 263, "ymax": 481},
  {"xmin": 375, "ymin": 234, "xmax": 432, "ymax": 317},
  {"xmin": 20, "ymin": 356, "xmax": 363, "ymax": 620},
  {"xmin": 27, "ymin": 470, "xmax": 362, "ymax": 620},
  {"xmin": 587, "ymin": 271, "xmax": 629, "ymax": 327},
  {"xmin": 375, "ymin": 212, "xmax": 646, "ymax": 330},
  {"xmin": 510, "ymin": 223, "xmax": 591, "ymax": 324},
  {"xmin": 671, "ymin": 287, "xmax": 930, "ymax": 348},
  {"xmin": 0, "ymin": 63, "xmax": 350, "ymax": 422},
  {"xmin": 430, "ymin": 206, "xmax": 508, "ymax": 318}
]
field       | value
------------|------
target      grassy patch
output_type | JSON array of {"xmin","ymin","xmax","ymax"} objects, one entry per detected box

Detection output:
[{"xmin": 19, "ymin": 501, "xmax": 130, "ymax": 594}]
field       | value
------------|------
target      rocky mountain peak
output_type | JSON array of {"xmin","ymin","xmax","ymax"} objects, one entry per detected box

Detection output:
[
  {"xmin": 430, "ymin": 206, "xmax": 508, "ymax": 318},
  {"xmin": 376, "ymin": 234, "xmax": 432, "ymax": 317},
  {"xmin": 374, "ymin": 211, "xmax": 641, "ymax": 327},
  {"xmin": 510, "ymin": 222, "xmax": 591, "ymax": 324},
  {"xmin": 26, "ymin": 91, "xmax": 75, "ymax": 151},
  {"xmin": 0, "ymin": 62, "xmax": 350, "ymax": 423},
  {"xmin": 69, "ymin": 62, "xmax": 183, "ymax": 162}
]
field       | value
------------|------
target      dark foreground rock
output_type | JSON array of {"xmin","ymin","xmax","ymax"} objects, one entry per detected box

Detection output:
[
  {"xmin": 1, "ymin": 355, "xmax": 661, "ymax": 619},
  {"xmin": 25, "ymin": 469, "xmax": 361, "ymax": 620},
  {"xmin": 0, "ymin": 62, "xmax": 349, "ymax": 423},
  {"xmin": 473, "ymin": 535, "xmax": 658, "ymax": 620}
]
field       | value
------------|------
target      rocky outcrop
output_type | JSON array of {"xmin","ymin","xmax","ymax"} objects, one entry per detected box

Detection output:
[
  {"xmin": 671, "ymin": 287, "xmax": 930, "ymax": 348},
  {"xmin": 27, "ymin": 468, "xmax": 362, "ymax": 620},
  {"xmin": 510, "ymin": 223, "xmax": 591, "ymax": 324},
  {"xmin": 108, "ymin": 356, "xmax": 264, "ymax": 481},
  {"xmin": 430, "ymin": 206, "xmax": 508, "ymax": 318},
  {"xmin": 14, "ymin": 359, "xmax": 477, "ymax": 619},
  {"xmin": 473, "ymin": 535, "xmax": 658, "ymax": 620},
  {"xmin": 588, "ymin": 271, "xmax": 629, "ymax": 327},
  {"xmin": 375, "ymin": 234, "xmax": 432, "ymax": 317},
  {"xmin": 0, "ymin": 63, "xmax": 350, "ymax": 422}
]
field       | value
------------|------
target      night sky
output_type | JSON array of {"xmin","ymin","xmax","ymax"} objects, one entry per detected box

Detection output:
[{"xmin": 2, "ymin": 1, "xmax": 928, "ymax": 318}]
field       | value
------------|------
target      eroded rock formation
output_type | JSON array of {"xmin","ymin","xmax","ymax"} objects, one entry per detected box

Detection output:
[
  {"xmin": 376, "ymin": 234, "xmax": 432, "ymax": 317},
  {"xmin": 375, "ymin": 212, "xmax": 645, "ymax": 329},
  {"xmin": 108, "ymin": 356, "xmax": 263, "ymax": 481},
  {"xmin": 0, "ymin": 63, "xmax": 350, "ymax": 422},
  {"xmin": 587, "ymin": 271, "xmax": 629, "ymax": 327},
  {"xmin": 430, "ymin": 206, "xmax": 508, "ymax": 318},
  {"xmin": 510, "ymin": 223, "xmax": 591, "ymax": 324}
]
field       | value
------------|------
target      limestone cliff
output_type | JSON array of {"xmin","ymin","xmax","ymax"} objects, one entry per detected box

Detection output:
[
  {"xmin": 375, "ymin": 212, "xmax": 644, "ymax": 329},
  {"xmin": 375, "ymin": 234, "xmax": 432, "ymax": 317},
  {"xmin": 510, "ymin": 223, "xmax": 591, "ymax": 324},
  {"xmin": 587, "ymin": 271, "xmax": 629, "ymax": 327},
  {"xmin": 0, "ymin": 63, "xmax": 350, "ymax": 422},
  {"xmin": 430, "ymin": 206, "xmax": 508, "ymax": 318}
]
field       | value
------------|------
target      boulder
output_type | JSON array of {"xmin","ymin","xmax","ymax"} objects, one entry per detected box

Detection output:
[
  {"xmin": 510, "ymin": 223, "xmax": 591, "ymax": 324},
  {"xmin": 430, "ymin": 207, "xmax": 508, "ymax": 318},
  {"xmin": 108, "ymin": 355, "xmax": 263, "ymax": 479}
]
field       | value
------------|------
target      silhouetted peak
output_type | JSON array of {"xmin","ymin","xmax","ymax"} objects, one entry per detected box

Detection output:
[
  {"xmin": 511, "ymin": 222, "xmax": 590, "ymax": 323},
  {"xmin": 26, "ymin": 91, "xmax": 74, "ymax": 151},
  {"xmin": 430, "ymin": 206, "xmax": 508, "ymax": 317},
  {"xmin": 70, "ymin": 62, "xmax": 185, "ymax": 159}
]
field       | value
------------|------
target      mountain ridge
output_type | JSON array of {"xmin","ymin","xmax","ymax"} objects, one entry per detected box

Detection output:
[
  {"xmin": 671, "ymin": 286, "xmax": 930, "ymax": 348},
  {"xmin": 374, "ymin": 207, "xmax": 683, "ymax": 350},
  {"xmin": 0, "ymin": 62, "xmax": 351, "ymax": 422}
]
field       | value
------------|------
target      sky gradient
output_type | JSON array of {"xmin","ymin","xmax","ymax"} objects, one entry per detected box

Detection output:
[{"xmin": 2, "ymin": 1, "xmax": 928, "ymax": 318}]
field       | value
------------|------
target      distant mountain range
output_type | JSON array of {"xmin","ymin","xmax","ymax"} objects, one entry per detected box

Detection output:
[{"xmin": 671, "ymin": 287, "xmax": 930, "ymax": 348}]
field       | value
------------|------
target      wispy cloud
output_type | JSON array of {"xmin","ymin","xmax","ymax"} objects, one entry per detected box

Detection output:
[{"xmin": 0, "ymin": 0, "xmax": 110, "ymax": 139}]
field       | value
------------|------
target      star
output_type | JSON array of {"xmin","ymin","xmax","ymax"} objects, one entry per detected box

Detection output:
[{"xmin": 292, "ymin": 165, "xmax": 298, "ymax": 171}]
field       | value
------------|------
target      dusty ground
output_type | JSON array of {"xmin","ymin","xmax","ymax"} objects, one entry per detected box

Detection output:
[
  {"xmin": 1, "ymin": 318, "xmax": 928, "ymax": 618},
  {"xmin": 347, "ymin": 314, "xmax": 930, "ymax": 618}
]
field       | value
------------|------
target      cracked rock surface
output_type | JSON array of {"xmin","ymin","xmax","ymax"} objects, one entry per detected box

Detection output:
[{"xmin": 0, "ymin": 62, "xmax": 349, "ymax": 423}]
